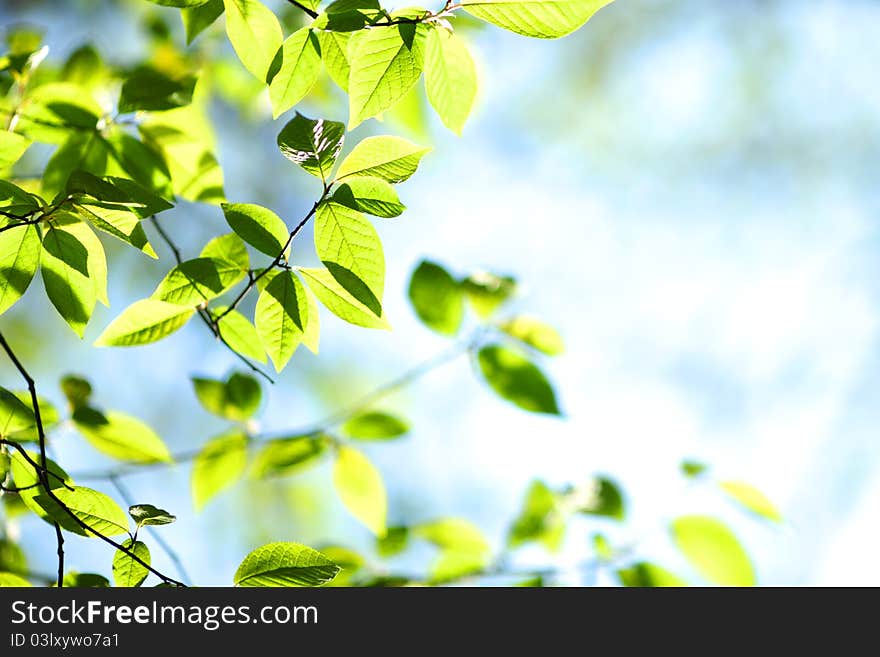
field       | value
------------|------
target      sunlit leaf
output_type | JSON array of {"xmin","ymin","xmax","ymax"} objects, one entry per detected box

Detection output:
[
  {"xmin": 269, "ymin": 29, "xmax": 322, "ymax": 118},
  {"xmin": 112, "ymin": 539, "xmax": 150, "ymax": 588},
  {"xmin": 500, "ymin": 315, "xmax": 564, "ymax": 356},
  {"xmin": 425, "ymin": 27, "xmax": 477, "ymax": 135},
  {"xmin": 73, "ymin": 407, "xmax": 172, "ymax": 464},
  {"xmin": 670, "ymin": 515, "xmax": 756, "ymax": 587},
  {"xmin": 234, "ymin": 542, "xmax": 340, "ymax": 587},
  {"xmin": 192, "ymin": 431, "xmax": 249, "ymax": 510},
  {"xmin": 276, "ymin": 113, "xmax": 345, "ymax": 181},
  {"xmin": 255, "ymin": 270, "xmax": 308, "ymax": 371},
  {"xmin": 333, "ymin": 446, "xmax": 387, "ymax": 536},
  {"xmin": 223, "ymin": 0, "xmax": 283, "ymax": 82},
  {"xmin": 342, "ymin": 411, "xmax": 409, "ymax": 440},
  {"xmin": 408, "ymin": 260, "xmax": 463, "ymax": 336},
  {"xmin": 461, "ymin": 0, "xmax": 615, "ymax": 39},
  {"xmin": 720, "ymin": 481, "xmax": 782, "ymax": 523},
  {"xmin": 336, "ymin": 135, "xmax": 430, "ymax": 183},
  {"xmin": 332, "ymin": 177, "xmax": 405, "ymax": 218},
  {"xmin": 94, "ymin": 299, "xmax": 195, "ymax": 346},
  {"xmin": 477, "ymin": 344, "xmax": 560, "ymax": 415}
]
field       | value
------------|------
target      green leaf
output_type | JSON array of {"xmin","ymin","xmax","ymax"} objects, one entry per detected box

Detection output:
[
  {"xmin": 73, "ymin": 408, "xmax": 173, "ymax": 464},
  {"xmin": 0, "ymin": 131, "xmax": 31, "ymax": 168},
  {"xmin": 41, "ymin": 219, "xmax": 107, "ymax": 337},
  {"xmin": 500, "ymin": 315, "xmax": 564, "ymax": 356},
  {"xmin": 416, "ymin": 518, "xmax": 490, "ymax": 555},
  {"xmin": 235, "ymin": 542, "xmax": 340, "ymax": 587},
  {"xmin": 112, "ymin": 539, "xmax": 150, "ymax": 588},
  {"xmin": 298, "ymin": 266, "xmax": 389, "ymax": 329},
  {"xmin": 35, "ymin": 486, "xmax": 130, "ymax": 537},
  {"xmin": 314, "ymin": 200, "xmax": 384, "ymax": 316},
  {"xmin": 348, "ymin": 24, "xmax": 428, "ymax": 128},
  {"xmin": 376, "ymin": 526, "xmax": 409, "ymax": 558},
  {"xmin": 461, "ymin": 0, "xmax": 615, "ymax": 39},
  {"xmin": 681, "ymin": 460, "xmax": 708, "ymax": 478},
  {"xmin": 62, "ymin": 572, "xmax": 110, "ymax": 588},
  {"xmin": 200, "ymin": 233, "xmax": 249, "ymax": 272},
  {"xmin": 151, "ymin": 257, "xmax": 246, "ymax": 306},
  {"xmin": 461, "ymin": 271, "xmax": 516, "ymax": 317},
  {"xmin": 182, "ymin": 0, "xmax": 224, "ymax": 44},
  {"xmin": 0, "ymin": 572, "xmax": 31, "ymax": 587},
  {"xmin": 212, "ymin": 305, "xmax": 267, "ymax": 363},
  {"xmin": 102, "ymin": 130, "xmax": 173, "ymax": 198},
  {"xmin": 302, "ymin": 286, "xmax": 321, "ymax": 354},
  {"xmin": 336, "ymin": 135, "xmax": 430, "ymax": 183},
  {"xmin": 425, "ymin": 27, "xmax": 477, "ymax": 135},
  {"xmin": 192, "ymin": 372, "xmax": 262, "ymax": 421},
  {"xmin": 342, "ymin": 411, "xmax": 409, "ymax": 440},
  {"xmin": 95, "ymin": 299, "xmax": 194, "ymax": 346},
  {"xmin": 67, "ymin": 172, "xmax": 173, "ymax": 218},
  {"xmin": 118, "ymin": 66, "xmax": 197, "ymax": 113},
  {"xmin": 60, "ymin": 375, "xmax": 92, "ymax": 409},
  {"xmin": 0, "ymin": 537, "xmax": 27, "ymax": 574},
  {"xmin": 670, "ymin": 515, "xmax": 756, "ymax": 587},
  {"xmin": 251, "ymin": 434, "xmax": 327, "ymax": 479},
  {"xmin": 0, "ymin": 180, "xmax": 41, "ymax": 216},
  {"xmin": 0, "ymin": 223, "xmax": 40, "ymax": 316},
  {"xmin": 0, "ymin": 387, "xmax": 35, "ymax": 439},
  {"xmin": 146, "ymin": 0, "xmax": 214, "ymax": 6},
  {"xmin": 192, "ymin": 431, "xmax": 249, "ymax": 510},
  {"xmin": 6, "ymin": 392, "xmax": 58, "ymax": 442},
  {"xmin": 8, "ymin": 449, "xmax": 78, "ymax": 531},
  {"xmin": 570, "ymin": 477, "xmax": 625, "ymax": 520},
  {"xmin": 331, "ymin": 177, "xmax": 405, "ymax": 218},
  {"xmin": 319, "ymin": 545, "xmax": 364, "ymax": 587},
  {"xmin": 269, "ymin": 29, "xmax": 322, "ymax": 119},
  {"xmin": 507, "ymin": 480, "xmax": 565, "ymax": 551},
  {"xmin": 223, "ymin": 0, "xmax": 284, "ymax": 82},
  {"xmin": 617, "ymin": 562, "xmax": 688, "ymax": 587},
  {"xmin": 720, "ymin": 481, "xmax": 782, "ymax": 523},
  {"xmin": 222, "ymin": 203, "xmax": 289, "ymax": 257},
  {"xmin": 408, "ymin": 260, "xmax": 463, "ymax": 336},
  {"xmin": 333, "ymin": 446, "xmax": 387, "ymax": 536},
  {"xmin": 129, "ymin": 504, "xmax": 176, "ymax": 527},
  {"xmin": 15, "ymin": 83, "xmax": 101, "ymax": 143},
  {"xmin": 255, "ymin": 271, "xmax": 308, "ymax": 371},
  {"xmin": 74, "ymin": 203, "xmax": 157, "ymax": 259},
  {"xmin": 477, "ymin": 345, "xmax": 560, "ymax": 415},
  {"xmin": 276, "ymin": 113, "xmax": 345, "ymax": 182},
  {"xmin": 317, "ymin": 31, "xmax": 352, "ymax": 92},
  {"xmin": 313, "ymin": 0, "xmax": 382, "ymax": 32}
]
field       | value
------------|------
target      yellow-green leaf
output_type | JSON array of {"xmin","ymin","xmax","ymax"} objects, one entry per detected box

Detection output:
[
  {"xmin": 425, "ymin": 27, "xmax": 477, "ymax": 135},
  {"xmin": 268, "ymin": 28, "xmax": 322, "ymax": 119},
  {"xmin": 670, "ymin": 515, "xmax": 756, "ymax": 587},
  {"xmin": 333, "ymin": 446, "xmax": 387, "ymax": 536},
  {"xmin": 720, "ymin": 481, "xmax": 782, "ymax": 523},
  {"xmin": 223, "ymin": 0, "xmax": 283, "ymax": 82},
  {"xmin": 255, "ymin": 270, "xmax": 308, "ymax": 371},
  {"xmin": 95, "ymin": 299, "xmax": 194, "ymax": 347},
  {"xmin": 335, "ymin": 135, "xmax": 430, "ymax": 183},
  {"xmin": 461, "ymin": 0, "xmax": 615, "ymax": 39},
  {"xmin": 73, "ymin": 408, "xmax": 172, "ymax": 464}
]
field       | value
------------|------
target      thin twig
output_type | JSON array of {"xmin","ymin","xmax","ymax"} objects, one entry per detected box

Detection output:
[{"xmin": 285, "ymin": 0, "xmax": 319, "ymax": 19}]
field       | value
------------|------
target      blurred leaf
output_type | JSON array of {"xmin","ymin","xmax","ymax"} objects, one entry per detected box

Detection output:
[
  {"xmin": 234, "ymin": 542, "xmax": 340, "ymax": 587},
  {"xmin": 342, "ymin": 411, "xmax": 409, "ymax": 440},
  {"xmin": 200, "ymin": 233, "xmax": 249, "ymax": 272},
  {"xmin": 192, "ymin": 431, "xmax": 249, "ymax": 510},
  {"xmin": 331, "ymin": 177, "xmax": 405, "ymax": 218},
  {"xmin": 0, "ymin": 131, "xmax": 31, "ymax": 168},
  {"xmin": 408, "ymin": 260, "xmax": 463, "ymax": 336},
  {"xmin": 477, "ymin": 344, "xmax": 560, "ymax": 414},
  {"xmin": 416, "ymin": 518, "xmax": 490, "ymax": 554},
  {"xmin": 0, "ymin": 572, "xmax": 31, "ymax": 587},
  {"xmin": 318, "ymin": 545, "xmax": 364, "ymax": 587},
  {"xmin": 255, "ymin": 270, "xmax": 308, "ymax": 371},
  {"xmin": 348, "ymin": 24, "xmax": 428, "ymax": 128},
  {"xmin": 223, "ymin": 0, "xmax": 284, "ymax": 82},
  {"xmin": 0, "ymin": 387, "xmax": 35, "ymax": 439},
  {"xmin": 336, "ymin": 135, "xmax": 430, "ymax": 183},
  {"xmin": 461, "ymin": 271, "xmax": 516, "ymax": 317},
  {"xmin": 269, "ymin": 29, "xmax": 322, "ymax": 118},
  {"xmin": 0, "ymin": 538, "xmax": 26, "ymax": 575},
  {"xmin": 62, "ymin": 572, "xmax": 110, "ymax": 588},
  {"xmin": 129, "ymin": 503, "xmax": 176, "ymax": 527},
  {"xmin": 570, "ymin": 477, "xmax": 625, "ymax": 520},
  {"xmin": 429, "ymin": 549, "xmax": 487, "ymax": 584},
  {"xmin": 500, "ymin": 315, "xmax": 564, "ymax": 356},
  {"xmin": 222, "ymin": 203, "xmax": 289, "ymax": 257},
  {"xmin": 192, "ymin": 372, "xmax": 262, "ymax": 421},
  {"xmin": 8, "ymin": 449, "xmax": 77, "ymax": 531},
  {"xmin": 94, "ymin": 299, "xmax": 195, "ymax": 347},
  {"xmin": 681, "ymin": 460, "xmax": 708, "ymax": 478},
  {"xmin": 276, "ymin": 113, "xmax": 345, "ymax": 181},
  {"xmin": 720, "ymin": 481, "xmax": 782, "ymax": 523},
  {"xmin": 62, "ymin": 45, "xmax": 105, "ymax": 87},
  {"xmin": 251, "ymin": 434, "xmax": 327, "ymax": 479},
  {"xmin": 73, "ymin": 408, "xmax": 172, "ymax": 464},
  {"xmin": 461, "ymin": 0, "xmax": 614, "ymax": 39},
  {"xmin": 333, "ymin": 446, "xmax": 387, "ymax": 536},
  {"xmin": 425, "ymin": 27, "xmax": 477, "ymax": 134},
  {"xmin": 670, "ymin": 515, "xmax": 756, "ymax": 587},
  {"xmin": 112, "ymin": 539, "xmax": 150, "ymax": 588},
  {"xmin": 617, "ymin": 562, "xmax": 688, "ymax": 587},
  {"xmin": 376, "ymin": 525, "xmax": 409, "ymax": 558},
  {"xmin": 119, "ymin": 66, "xmax": 197, "ymax": 113},
  {"xmin": 508, "ymin": 480, "xmax": 565, "ymax": 551},
  {"xmin": 60, "ymin": 375, "xmax": 92, "ymax": 409}
]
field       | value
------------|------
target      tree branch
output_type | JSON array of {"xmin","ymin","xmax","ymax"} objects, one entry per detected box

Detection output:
[
  {"xmin": 0, "ymin": 330, "xmax": 186, "ymax": 587},
  {"xmin": 285, "ymin": 0, "xmax": 319, "ymax": 19}
]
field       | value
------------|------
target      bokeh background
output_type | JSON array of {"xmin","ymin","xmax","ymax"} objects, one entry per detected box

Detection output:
[{"xmin": 2, "ymin": 0, "xmax": 879, "ymax": 585}]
